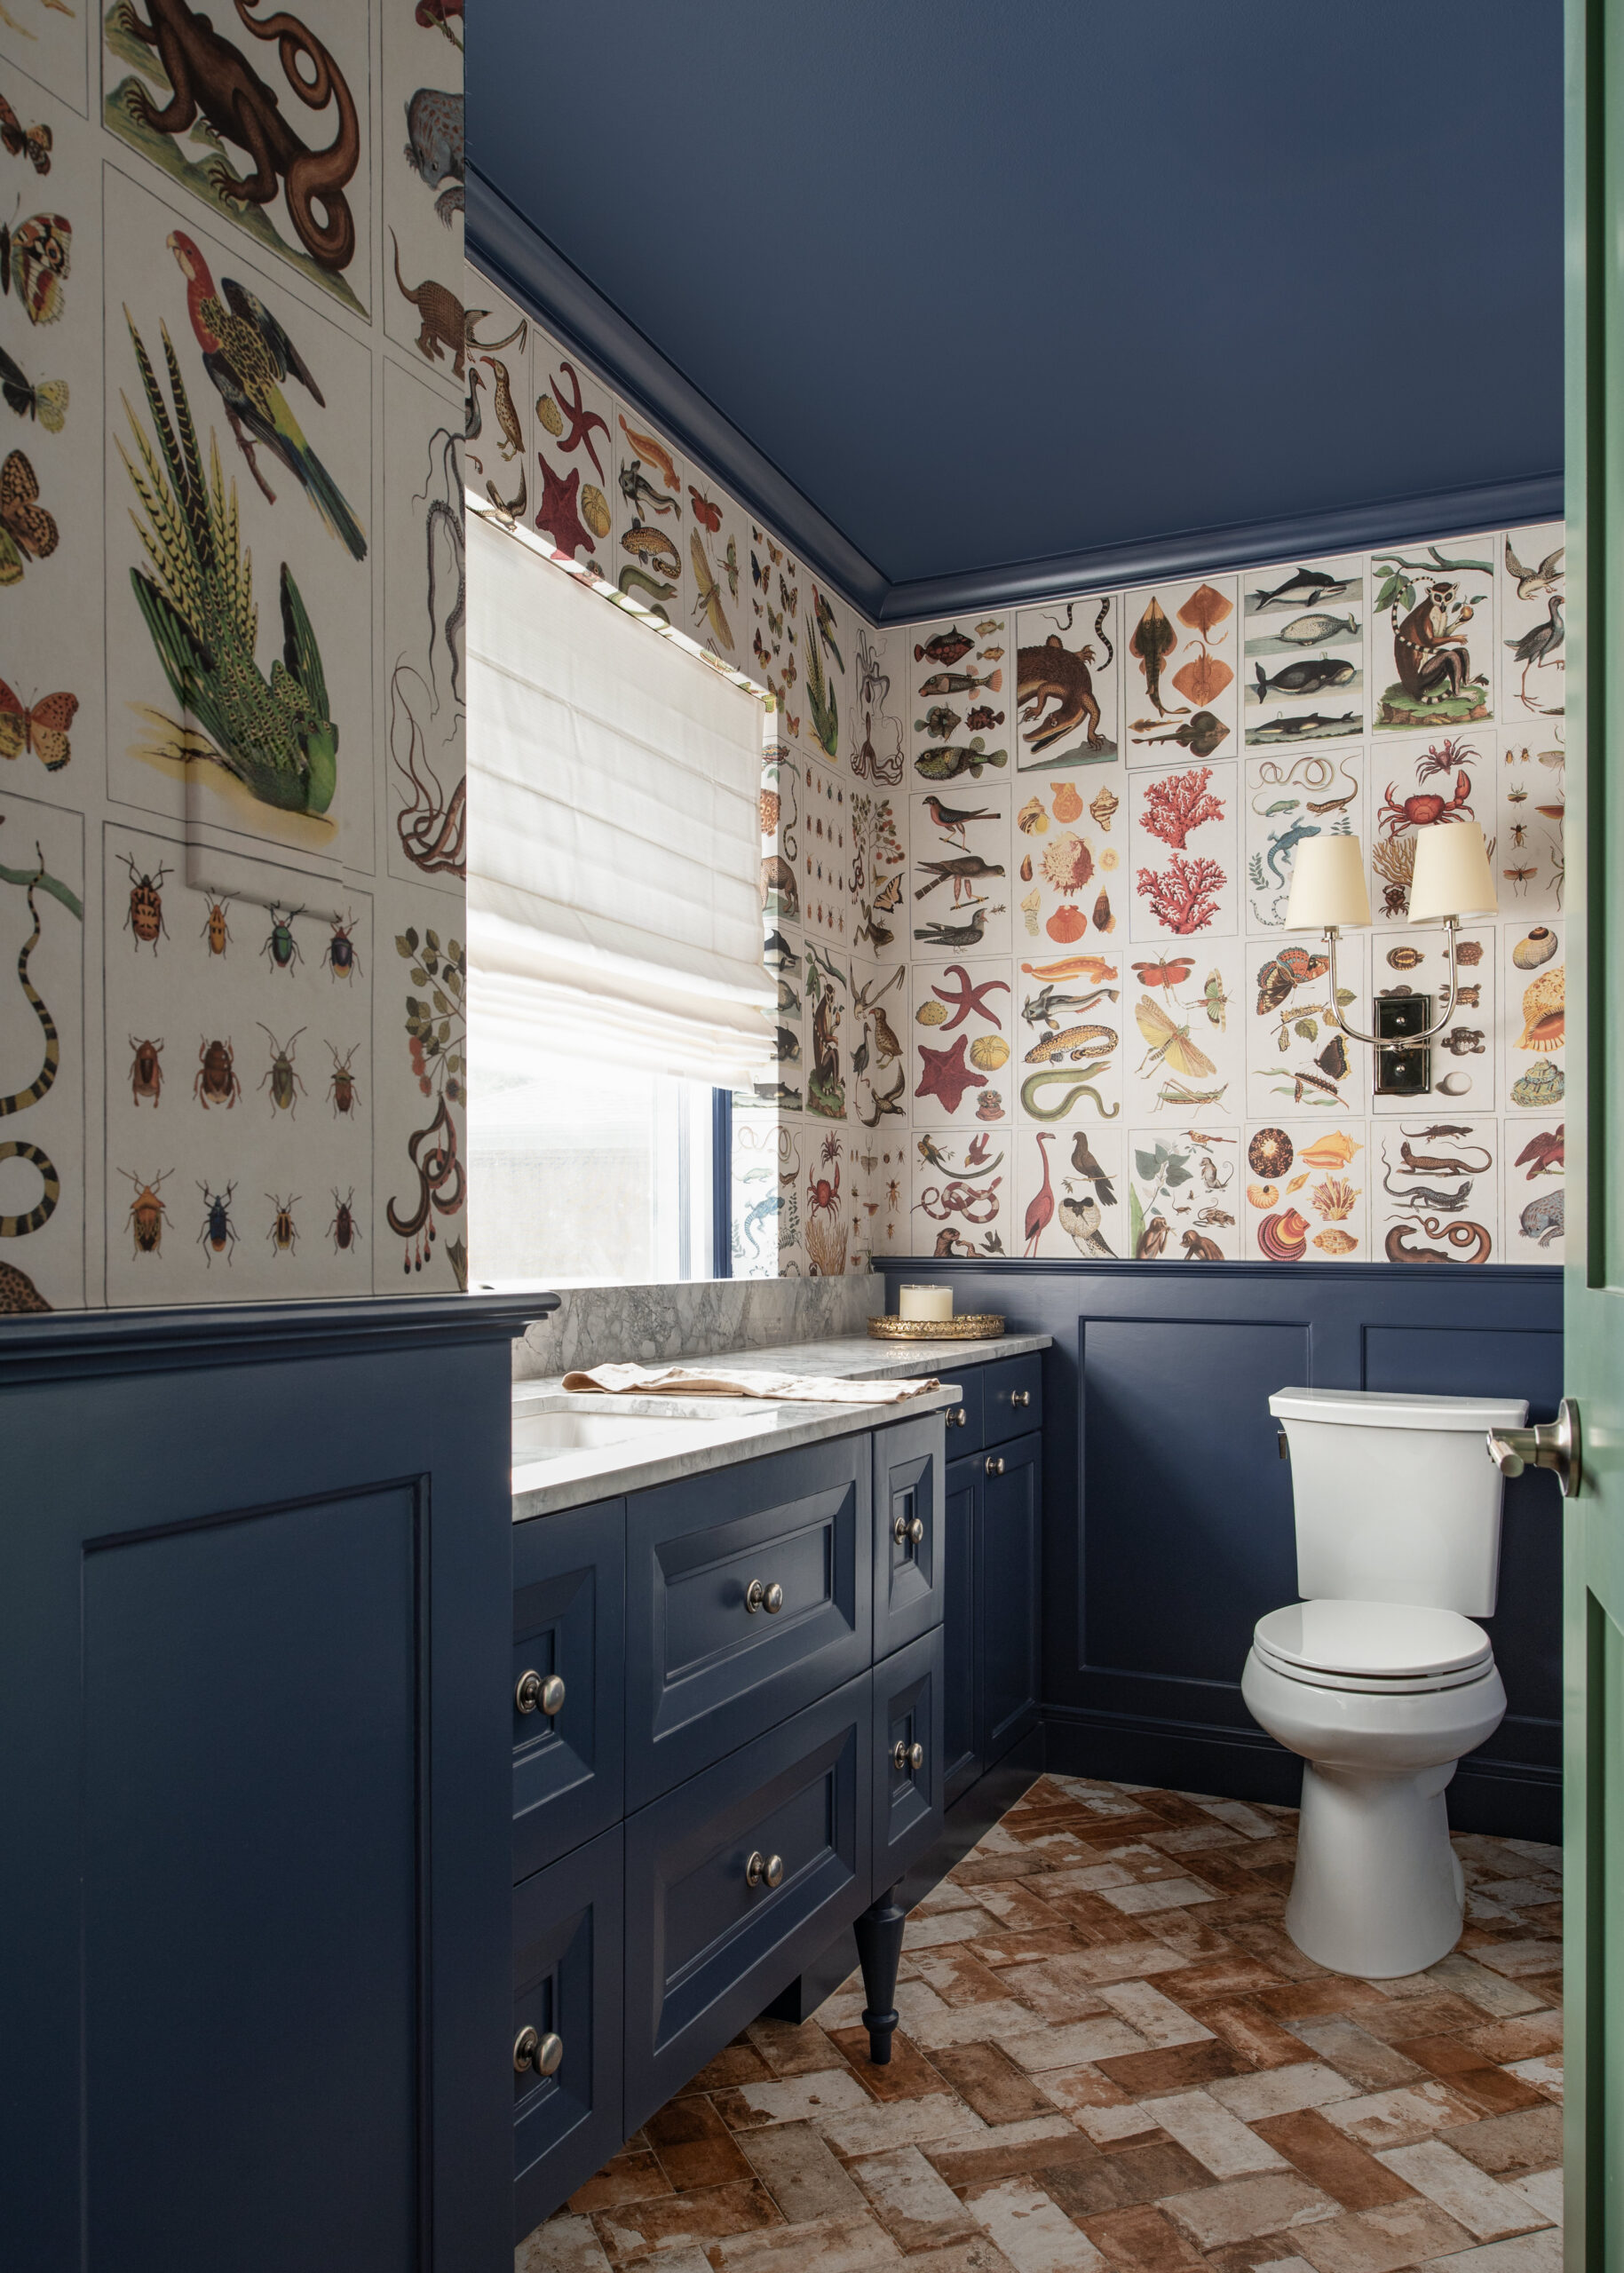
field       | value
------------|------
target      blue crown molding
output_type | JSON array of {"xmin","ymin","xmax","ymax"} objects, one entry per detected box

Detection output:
[
  {"xmin": 875, "ymin": 473, "xmax": 1566, "ymax": 623},
  {"xmin": 466, "ymin": 168, "xmax": 890, "ymax": 618},
  {"xmin": 468, "ymin": 170, "xmax": 1564, "ymax": 629}
]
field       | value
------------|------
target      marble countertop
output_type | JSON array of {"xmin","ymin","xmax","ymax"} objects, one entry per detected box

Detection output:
[{"xmin": 511, "ymin": 1327, "xmax": 1051, "ymax": 1521}]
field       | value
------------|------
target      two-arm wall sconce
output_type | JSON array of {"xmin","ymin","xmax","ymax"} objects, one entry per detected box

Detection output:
[{"xmin": 1282, "ymin": 826, "xmax": 1498, "ymax": 1095}]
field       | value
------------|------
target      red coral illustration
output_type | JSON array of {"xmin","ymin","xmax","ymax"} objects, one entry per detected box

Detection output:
[
  {"xmin": 1139, "ymin": 766, "xmax": 1225, "ymax": 850},
  {"xmin": 1136, "ymin": 852, "xmax": 1226, "ymax": 935}
]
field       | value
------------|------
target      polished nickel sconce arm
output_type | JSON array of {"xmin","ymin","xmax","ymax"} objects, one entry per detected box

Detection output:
[{"xmin": 1322, "ymin": 915, "xmax": 1462, "ymax": 1050}]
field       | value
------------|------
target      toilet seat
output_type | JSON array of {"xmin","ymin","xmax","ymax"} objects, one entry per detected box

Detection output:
[{"xmin": 1253, "ymin": 1600, "xmax": 1493, "ymax": 1695}]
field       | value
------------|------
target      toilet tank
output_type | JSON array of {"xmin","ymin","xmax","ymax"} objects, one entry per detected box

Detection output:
[{"xmin": 1269, "ymin": 1386, "xmax": 1531, "ymax": 1615}]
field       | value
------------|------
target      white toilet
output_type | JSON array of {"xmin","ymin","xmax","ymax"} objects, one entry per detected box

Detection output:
[{"xmin": 1242, "ymin": 1384, "xmax": 1529, "ymax": 1979}]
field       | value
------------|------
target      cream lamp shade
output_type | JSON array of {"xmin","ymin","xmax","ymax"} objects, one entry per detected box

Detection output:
[
  {"xmin": 1407, "ymin": 821, "xmax": 1499, "ymax": 924},
  {"xmin": 1283, "ymin": 833, "xmax": 1373, "ymax": 931}
]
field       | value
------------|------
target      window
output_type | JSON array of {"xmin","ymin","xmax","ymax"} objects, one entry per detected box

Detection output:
[{"xmin": 465, "ymin": 508, "xmax": 771, "ymax": 1284}]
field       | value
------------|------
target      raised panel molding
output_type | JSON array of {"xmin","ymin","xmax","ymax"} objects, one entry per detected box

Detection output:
[{"xmin": 881, "ymin": 1261, "xmax": 1564, "ymax": 1842}]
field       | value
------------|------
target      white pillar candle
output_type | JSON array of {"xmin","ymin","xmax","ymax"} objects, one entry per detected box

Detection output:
[{"xmin": 899, "ymin": 1285, "xmax": 954, "ymax": 1324}]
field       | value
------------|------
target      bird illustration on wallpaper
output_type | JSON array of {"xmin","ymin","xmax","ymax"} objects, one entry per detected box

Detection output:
[
  {"xmin": 104, "ymin": 0, "xmax": 365, "ymax": 315},
  {"xmin": 165, "ymin": 231, "xmax": 366, "ymax": 556},
  {"xmin": 804, "ymin": 946, "xmax": 845, "ymax": 1121},
  {"xmin": 118, "ymin": 316, "xmax": 340, "ymax": 818},
  {"xmin": 1372, "ymin": 545, "xmax": 1493, "ymax": 731}
]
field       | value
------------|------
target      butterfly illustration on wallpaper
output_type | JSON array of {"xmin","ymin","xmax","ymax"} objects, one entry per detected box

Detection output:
[
  {"xmin": 0, "ymin": 677, "xmax": 75, "ymax": 770},
  {"xmin": 0, "ymin": 344, "xmax": 65, "ymax": 432},
  {"xmin": 0, "ymin": 205, "xmax": 68, "ymax": 325},
  {"xmin": 0, "ymin": 94, "xmax": 51, "ymax": 176},
  {"xmin": 0, "ymin": 450, "xmax": 59, "ymax": 582}
]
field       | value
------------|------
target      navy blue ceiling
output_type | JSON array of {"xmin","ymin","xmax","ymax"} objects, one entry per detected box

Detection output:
[{"xmin": 469, "ymin": 1, "xmax": 1563, "ymax": 611}]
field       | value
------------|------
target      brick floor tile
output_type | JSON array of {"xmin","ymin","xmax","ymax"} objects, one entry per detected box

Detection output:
[
  {"xmin": 1196, "ymin": 1996, "xmax": 1319, "ymax": 2072},
  {"xmin": 1446, "ymin": 2067, "xmax": 1550, "ymax": 2119},
  {"xmin": 1075, "ymin": 2203, "xmax": 1209, "ymax": 2271},
  {"xmin": 1460, "ymin": 2015, "xmax": 1563, "ymax": 2067},
  {"xmin": 1353, "ymin": 1993, "xmax": 1487, "ymax": 2044},
  {"xmin": 823, "ymin": 2026, "xmax": 953, "ymax": 2103},
  {"xmin": 1252, "ymin": 2110, "xmax": 1417, "ymax": 2210},
  {"xmin": 567, "ymin": 2150, "xmax": 674, "ymax": 2215},
  {"xmin": 745, "ymin": 2020, "xmax": 849, "ymax": 2078},
  {"xmin": 710, "ymin": 2070, "xmax": 873, "ymax": 2132},
  {"xmin": 816, "ymin": 2096, "xmax": 994, "ymax": 2159},
  {"xmin": 897, "ymin": 2239, "xmax": 1022, "ymax": 2273},
  {"xmin": 1424, "ymin": 1957, "xmax": 1545, "ymax": 2019},
  {"xmin": 1098, "ymin": 1878, "xmax": 1217, "ymax": 1916},
  {"xmin": 1039, "ymin": 2138, "xmax": 1218, "ymax": 2218},
  {"xmin": 1208, "ymin": 2065, "xmax": 1359, "ymax": 2124},
  {"xmin": 974, "ymin": 1926, "xmax": 1092, "ymax": 1967},
  {"xmin": 593, "ymin": 2179, "xmax": 782, "ymax": 2257},
  {"xmin": 1258, "ymin": 1979, "xmax": 1393, "ymax": 2023},
  {"xmin": 963, "ymin": 2175, "xmax": 1109, "ymax": 2273},
  {"xmin": 702, "ymin": 2213, "xmax": 900, "ymax": 2272},
  {"xmin": 913, "ymin": 1949, "xmax": 1040, "ymax": 2010},
  {"xmin": 1221, "ymin": 1921, "xmax": 1335, "ymax": 1981},
  {"xmin": 1135, "ymin": 2088, "xmax": 1289, "ymax": 2177},
  {"xmin": 931, "ymin": 2042, "xmax": 1066, "ymax": 2127},
  {"xmin": 668, "ymin": 2039, "xmax": 775, "ymax": 2098},
  {"xmin": 644, "ymin": 2100, "xmax": 756, "ymax": 2192},
  {"xmin": 517, "ymin": 2210, "xmax": 614, "ymax": 2270},
  {"xmin": 1321, "ymin": 2080, "xmax": 1487, "ymax": 2152},
  {"xmin": 1142, "ymin": 1823, "xmax": 1256, "ymax": 1858},
  {"xmin": 740, "ymin": 2123, "xmax": 867, "ymax": 2226},
  {"xmin": 1069, "ymin": 2096, "xmax": 1174, "ymax": 2150},
  {"xmin": 1040, "ymin": 1931, "xmax": 1190, "ymax": 1981},
  {"xmin": 906, "ymin": 1909, "xmax": 1002, "ymax": 1952},
  {"xmin": 1096, "ymin": 1979, "xmax": 1216, "ymax": 2048},
  {"xmin": 1414, "ymin": 2231, "xmax": 1565, "ymax": 2273},
  {"xmin": 1160, "ymin": 2171, "xmax": 1343, "ymax": 2250},
  {"xmin": 1091, "ymin": 2038, "xmax": 1246, "ymax": 2095},
  {"xmin": 1033, "ymin": 2063, "xmax": 1136, "ymax": 2121},
  {"xmin": 1507, "ymin": 2167, "xmax": 1564, "ymax": 2226},
  {"xmin": 1285, "ymin": 2018, "xmax": 1425, "ymax": 2093},
  {"xmin": 998, "ymin": 1954, "xmax": 1118, "ymax": 2023},
  {"xmin": 1141, "ymin": 1915, "xmax": 1249, "ymax": 1963},
  {"xmin": 1002, "ymin": 2016, "xmax": 1152, "ymax": 2072},
  {"xmin": 924, "ymin": 2126, "xmax": 1106, "ymax": 2193},
  {"xmin": 1377, "ymin": 2141, "xmax": 1549, "ymax": 2242},
  {"xmin": 851, "ymin": 2143, "xmax": 978, "ymax": 2249},
  {"xmin": 1292, "ymin": 2197, "xmax": 1477, "ymax": 2273},
  {"xmin": 1503, "ymin": 2055, "xmax": 1561, "ymax": 2103},
  {"xmin": 1152, "ymin": 1954, "xmax": 1289, "ymax": 2002},
  {"xmin": 1440, "ymin": 2105, "xmax": 1564, "ymax": 2180}
]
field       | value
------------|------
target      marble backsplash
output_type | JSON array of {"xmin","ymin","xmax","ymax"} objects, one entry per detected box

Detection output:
[{"xmin": 512, "ymin": 1274, "xmax": 884, "ymax": 1381}]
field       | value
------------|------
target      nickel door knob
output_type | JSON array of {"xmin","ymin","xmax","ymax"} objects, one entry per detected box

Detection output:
[
  {"xmin": 893, "ymin": 1739, "xmax": 924, "ymax": 1771},
  {"xmin": 1486, "ymin": 1398, "xmax": 1581, "ymax": 1497},
  {"xmin": 893, "ymin": 1513, "xmax": 925, "ymax": 1544},
  {"xmin": 986, "ymin": 1455, "xmax": 1005, "ymax": 1477},
  {"xmin": 746, "ymin": 1850, "xmax": 784, "ymax": 1889},
  {"xmin": 513, "ymin": 2026, "xmax": 563, "ymax": 2076},
  {"xmin": 516, "ymin": 1670, "xmax": 566, "ymax": 1715},
  {"xmin": 1010, "ymin": 1389, "xmax": 1031, "ymax": 1408},
  {"xmin": 947, "ymin": 1406, "xmax": 968, "ymax": 1428},
  {"xmin": 745, "ymin": 1579, "xmax": 784, "ymax": 1614}
]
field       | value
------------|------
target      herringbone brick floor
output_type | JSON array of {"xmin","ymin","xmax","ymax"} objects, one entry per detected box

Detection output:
[{"xmin": 519, "ymin": 1776, "xmax": 1564, "ymax": 2273}]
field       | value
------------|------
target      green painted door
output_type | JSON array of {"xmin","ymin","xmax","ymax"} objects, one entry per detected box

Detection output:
[{"xmin": 1566, "ymin": 2, "xmax": 1624, "ymax": 2257}]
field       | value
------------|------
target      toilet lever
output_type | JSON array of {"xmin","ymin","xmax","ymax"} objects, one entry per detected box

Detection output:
[{"xmin": 1485, "ymin": 1398, "xmax": 1581, "ymax": 1498}]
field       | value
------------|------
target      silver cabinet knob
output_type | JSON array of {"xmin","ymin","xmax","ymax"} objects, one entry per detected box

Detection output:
[
  {"xmin": 893, "ymin": 1739, "xmax": 924, "ymax": 1772},
  {"xmin": 515, "ymin": 1670, "xmax": 566, "ymax": 1716},
  {"xmin": 745, "ymin": 1579, "xmax": 784, "ymax": 1614},
  {"xmin": 1010, "ymin": 1389, "xmax": 1031, "ymax": 1409},
  {"xmin": 947, "ymin": 1406, "xmax": 968, "ymax": 1428},
  {"xmin": 986, "ymin": 1455, "xmax": 1005, "ymax": 1477},
  {"xmin": 893, "ymin": 1513, "xmax": 925, "ymax": 1545},
  {"xmin": 1486, "ymin": 1398, "xmax": 1581, "ymax": 1497},
  {"xmin": 513, "ymin": 2026, "xmax": 563, "ymax": 2077},
  {"xmin": 746, "ymin": 1849, "xmax": 784, "ymax": 1889}
]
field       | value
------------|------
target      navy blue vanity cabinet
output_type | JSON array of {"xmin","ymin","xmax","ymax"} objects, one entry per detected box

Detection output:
[
  {"xmin": 622, "ymin": 1672, "xmax": 872, "ymax": 2130},
  {"xmin": 872, "ymin": 1412, "xmax": 946, "ymax": 1659},
  {"xmin": 980, "ymin": 1430, "xmax": 1042, "ymax": 1763},
  {"xmin": 2, "ymin": 1295, "xmax": 540, "ymax": 2273},
  {"xmin": 512, "ymin": 1824, "xmax": 625, "ymax": 2244},
  {"xmin": 873, "ymin": 1627, "xmax": 947, "ymax": 1886},
  {"xmin": 513, "ymin": 1497, "xmax": 626, "ymax": 1880},
  {"xmin": 942, "ymin": 1453, "xmax": 982, "ymax": 1805},
  {"xmin": 941, "ymin": 1375, "xmax": 982, "ymax": 1451},
  {"xmin": 624, "ymin": 1435, "xmax": 871, "ymax": 1808}
]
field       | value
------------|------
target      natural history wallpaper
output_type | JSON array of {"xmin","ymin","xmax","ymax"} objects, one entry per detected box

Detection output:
[{"xmin": 0, "ymin": 0, "xmax": 466, "ymax": 1308}]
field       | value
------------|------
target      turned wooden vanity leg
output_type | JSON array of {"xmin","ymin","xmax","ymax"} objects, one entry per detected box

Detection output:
[{"xmin": 853, "ymin": 1885, "xmax": 907, "ymax": 2063}]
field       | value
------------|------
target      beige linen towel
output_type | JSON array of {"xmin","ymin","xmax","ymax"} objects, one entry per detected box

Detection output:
[{"xmin": 560, "ymin": 1363, "xmax": 939, "ymax": 1404}]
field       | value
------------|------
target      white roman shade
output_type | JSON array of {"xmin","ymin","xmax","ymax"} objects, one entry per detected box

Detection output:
[{"xmin": 467, "ymin": 511, "xmax": 773, "ymax": 1085}]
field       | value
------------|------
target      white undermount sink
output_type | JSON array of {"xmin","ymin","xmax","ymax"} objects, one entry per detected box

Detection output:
[{"xmin": 511, "ymin": 1393, "xmax": 775, "ymax": 1470}]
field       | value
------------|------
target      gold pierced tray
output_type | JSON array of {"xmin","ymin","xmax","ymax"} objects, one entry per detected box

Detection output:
[{"xmin": 867, "ymin": 1313, "xmax": 1005, "ymax": 1342}]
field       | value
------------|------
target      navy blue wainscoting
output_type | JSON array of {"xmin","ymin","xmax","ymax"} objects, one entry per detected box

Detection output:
[{"xmin": 881, "ymin": 1263, "xmax": 1564, "ymax": 1843}]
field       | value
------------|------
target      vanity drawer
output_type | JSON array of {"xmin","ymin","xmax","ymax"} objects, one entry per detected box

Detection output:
[
  {"xmin": 625, "ymin": 1436, "xmax": 871, "ymax": 1809},
  {"xmin": 512, "ymin": 1824, "xmax": 624, "ymax": 2246},
  {"xmin": 512, "ymin": 1499, "xmax": 625, "ymax": 1880},
  {"xmin": 873, "ymin": 1627, "xmax": 946, "ymax": 1890},
  {"xmin": 872, "ymin": 1413, "xmax": 946, "ymax": 1659},
  {"xmin": 623, "ymin": 1674, "xmax": 871, "ymax": 2130},
  {"xmin": 981, "ymin": 1353, "xmax": 1042, "ymax": 1446},
  {"xmin": 939, "ymin": 1375, "xmax": 983, "ymax": 1453}
]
